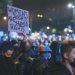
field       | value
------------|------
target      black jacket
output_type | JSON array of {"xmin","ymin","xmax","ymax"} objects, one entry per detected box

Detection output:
[
  {"xmin": 43, "ymin": 62, "xmax": 73, "ymax": 75},
  {"xmin": 0, "ymin": 55, "xmax": 18, "ymax": 75}
]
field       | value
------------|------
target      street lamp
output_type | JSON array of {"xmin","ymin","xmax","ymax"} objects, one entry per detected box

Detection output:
[
  {"xmin": 68, "ymin": 3, "xmax": 75, "ymax": 29},
  {"xmin": 47, "ymin": 26, "xmax": 50, "ymax": 30},
  {"xmin": 68, "ymin": 3, "xmax": 74, "ymax": 8},
  {"xmin": 3, "ymin": 16, "xmax": 7, "ymax": 20}
]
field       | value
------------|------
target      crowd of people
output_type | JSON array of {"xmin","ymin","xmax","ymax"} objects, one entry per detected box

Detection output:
[{"xmin": 0, "ymin": 36, "xmax": 75, "ymax": 75}]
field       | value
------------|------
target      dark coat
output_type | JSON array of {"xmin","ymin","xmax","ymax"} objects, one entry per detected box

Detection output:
[
  {"xmin": 43, "ymin": 62, "xmax": 73, "ymax": 75},
  {"xmin": 0, "ymin": 55, "xmax": 18, "ymax": 75},
  {"xmin": 32, "ymin": 56, "xmax": 48, "ymax": 75}
]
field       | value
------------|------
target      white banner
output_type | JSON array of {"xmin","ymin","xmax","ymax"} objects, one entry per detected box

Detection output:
[{"xmin": 7, "ymin": 5, "xmax": 29, "ymax": 35}]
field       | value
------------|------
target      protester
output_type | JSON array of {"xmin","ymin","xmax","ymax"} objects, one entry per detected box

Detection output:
[
  {"xmin": 0, "ymin": 41, "xmax": 18, "ymax": 75},
  {"xmin": 43, "ymin": 41, "xmax": 75, "ymax": 75}
]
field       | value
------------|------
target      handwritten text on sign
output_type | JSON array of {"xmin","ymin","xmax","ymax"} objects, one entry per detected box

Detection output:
[{"xmin": 7, "ymin": 5, "xmax": 29, "ymax": 34}]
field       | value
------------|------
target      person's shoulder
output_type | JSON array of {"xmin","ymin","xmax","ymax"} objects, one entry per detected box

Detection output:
[
  {"xmin": 45, "ymin": 62, "xmax": 66, "ymax": 75},
  {"xmin": 50, "ymin": 63, "xmax": 72, "ymax": 75},
  {"xmin": 44, "ymin": 67, "xmax": 65, "ymax": 75}
]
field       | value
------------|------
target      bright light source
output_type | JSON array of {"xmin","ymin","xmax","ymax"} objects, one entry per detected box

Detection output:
[
  {"xmin": 58, "ymin": 36, "xmax": 62, "ymax": 41},
  {"xmin": 72, "ymin": 5, "xmax": 75, "ymax": 8},
  {"xmin": 9, "ymin": 32, "xmax": 18, "ymax": 39},
  {"xmin": 42, "ymin": 33, "xmax": 47, "ymax": 38},
  {"xmin": 29, "ymin": 28, "xmax": 31, "ymax": 31},
  {"xmin": 0, "ymin": 31, "xmax": 4, "ymax": 37},
  {"xmin": 68, "ymin": 3, "xmax": 73, "ymax": 8},
  {"xmin": 52, "ymin": 28, "xmax": 56, "ymax": 33},
  {"xmin": 47, "ymin": 26, "xmax": 50, "ymax": 30},
  {"xmin": 3, "ymin": 34, "xmax": 8, "ymax": 41},
  {"xmin": 68, "ymin": 29, "xmax": 73, "ymax": 33},
  {"xmin": 40, "ymin": 15, "xmax": 43, "ymax": 18},
  {"xmin": 37, "ymin": 14, "xmax": 40, "ymax": 17},
  {"xmin": 3, "ymin": 16, "xmax": 7, "ymax": 20},
  {"xmin": 68, "ymin": 3, "xmax": 75, "ymax": 8},
  {"xmin": 37, "ymin": 14, "xmax": 43, "ymax": 18},
  {"xmin": 64, "ymin": 28, "xmax": 68, "ymax": 33}
]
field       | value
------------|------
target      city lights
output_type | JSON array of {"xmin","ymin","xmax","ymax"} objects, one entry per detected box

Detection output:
[
  {"xmin": 68, "ymin": 3, "xmax": 73, "ymax": 8},
  {"xmin": 47, "ymin": 26, "xmax": 50, "ymax": 30},
  {"xmin": 29, "ymin": 28, "xmax": 31, "ymax": 31},
  {"xmin": 68, "ymin": 3, "xmax": 75, "ymax": 8},
  {"xmin": 64, "ymin": 28, "xmax": 68, "ymax": 33},
  {"xmin": 3, "ymin": 16, "xmax": 7, "ymax": 20},
  {"xmin": 37, "ymin": 14, "xmax": 43, "ymax": 18},
  {"xmin": 52, "ymin": 28, "xmax": 56, "ymax": 33}
]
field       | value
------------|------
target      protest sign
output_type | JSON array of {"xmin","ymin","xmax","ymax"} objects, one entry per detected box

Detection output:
[{"xmin": 7, "ymin": 5, "xmax": 29, "ymax": 35}]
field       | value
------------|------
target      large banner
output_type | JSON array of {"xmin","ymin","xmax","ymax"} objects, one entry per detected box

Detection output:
[{"xmin": 7, "ymin": 5, "xmax": 29, "ymax": 35}]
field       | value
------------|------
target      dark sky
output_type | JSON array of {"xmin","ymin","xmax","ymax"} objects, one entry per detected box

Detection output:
[{"xmin": 13, "ymin": 0, "xmax": 73, "ymax": 10}]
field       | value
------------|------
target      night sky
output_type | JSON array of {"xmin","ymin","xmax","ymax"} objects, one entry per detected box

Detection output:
[{"xmin": 13, "ymin": 0, "xmax": 72, "ymax": 10}]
